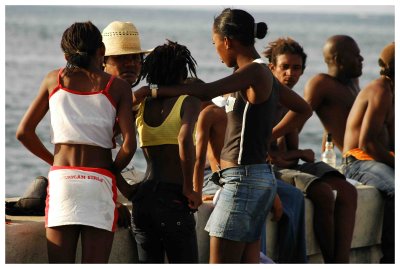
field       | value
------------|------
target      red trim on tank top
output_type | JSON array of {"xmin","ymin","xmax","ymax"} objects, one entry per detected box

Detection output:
[
  {"xmin": 49, "ymin": 68, "xmax": 117, "ymax": 109},
  {"xmin": 101, "ymin": 76, "xmax": 117, "ymax": 109}
]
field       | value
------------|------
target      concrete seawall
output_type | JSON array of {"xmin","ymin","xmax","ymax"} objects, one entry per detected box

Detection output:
[{"xmin": 5, "ymin": 180, "xmax": 384, "ymax": 263}]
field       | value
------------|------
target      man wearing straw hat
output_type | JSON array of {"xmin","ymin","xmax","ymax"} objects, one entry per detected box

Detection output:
[
  {"xmin": 102, "ymin": 21, "xmax": 151, "ymax": 87},
  {"xmin": 102, "ymin": 21, "xmax": 151, "ymax": 228}
]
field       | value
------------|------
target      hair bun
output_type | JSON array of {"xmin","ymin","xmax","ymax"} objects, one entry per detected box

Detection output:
[{"xmin": 255, "ymin": 22, "xmax": 268, "ymax": 39}]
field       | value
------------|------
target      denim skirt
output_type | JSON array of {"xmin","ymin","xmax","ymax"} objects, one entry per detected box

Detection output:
[{"xmin": 205, "ymin": 163, "xmax": 277, "ymax": 242}]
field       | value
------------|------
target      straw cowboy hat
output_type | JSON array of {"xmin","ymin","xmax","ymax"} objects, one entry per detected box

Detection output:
[{"xmin": 102, "ymin": 21, "xmax": 152, "ymax": 56}]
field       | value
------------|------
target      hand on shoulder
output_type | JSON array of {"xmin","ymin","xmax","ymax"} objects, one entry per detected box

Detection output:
[{"xmin": 133, "ymin": 86, "xmax": 150, "ymax": 105}]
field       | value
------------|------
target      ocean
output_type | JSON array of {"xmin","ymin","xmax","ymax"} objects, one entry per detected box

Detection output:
[{"xmin": 4, "ymin": 5, "xmax": 394, "ymax": 197}]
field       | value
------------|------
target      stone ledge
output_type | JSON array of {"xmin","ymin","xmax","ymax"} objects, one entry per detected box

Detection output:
[
  {"xmin": 5, "ymin": 183, "xmax": 384, "ymax": 263},
  {"xmin": 5, "ymin": 211, "xmax": 137, "ymax": 263},
  {"xmin": 195, "ymin": 184, "xmax": 384, "ymax": 263}
]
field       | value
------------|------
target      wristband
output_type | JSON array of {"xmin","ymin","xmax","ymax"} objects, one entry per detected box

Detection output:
[{"xmin": 150, "ymin": 84, "xmax": 158, "ymax": 98}]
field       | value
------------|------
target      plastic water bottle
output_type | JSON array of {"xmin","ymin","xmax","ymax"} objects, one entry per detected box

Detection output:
[{"xmin": 321, "ymin": 133, "xmax": 336, "ymax": 168}]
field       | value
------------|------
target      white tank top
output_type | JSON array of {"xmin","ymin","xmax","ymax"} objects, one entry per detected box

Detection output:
[{"xmin": 49, "ymin": 69, "xmax": 117, "ymax": 149}]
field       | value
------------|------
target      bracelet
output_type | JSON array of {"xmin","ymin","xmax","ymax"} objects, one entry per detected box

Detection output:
[{"xmin": 150, "ymin": 84, "xmax": 158, "ymax": 98}]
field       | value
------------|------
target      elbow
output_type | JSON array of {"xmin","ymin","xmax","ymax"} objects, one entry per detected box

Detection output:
[
  {"xmin": 178, "ymin": 133, "xmax": 190, "ymax": 146},
  {"xmin": 16, "ymin": 126, "xmax": 29, "ymax": 143},
  {"xmin": 178, "ymin": 133, "xmax": 194, "ymax": 151},
  {"xmin": 304, "ymin": 104, "xmax": 313, "ymax": 120},
  {"xmin": 128, "ymin": 143, "xmax": 137, "ymax": 158},
  {"xmin": 122, "ymin": 141, "xmax": 136, "ymax": 159}
]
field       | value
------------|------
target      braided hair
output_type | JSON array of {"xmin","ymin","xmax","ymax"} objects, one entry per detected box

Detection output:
[
  {"xmin": 61, "ymin": 21, "xmax": 104, "ymax": 74},
  {"xmin": 138, "ymin": 39, "xmax": 197, "ymax": 85}
]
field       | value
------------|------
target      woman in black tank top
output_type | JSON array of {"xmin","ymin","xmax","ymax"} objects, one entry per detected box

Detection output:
[{"xmin": 134, "ymin": 9, "xmax": 311, "ymax": 263}]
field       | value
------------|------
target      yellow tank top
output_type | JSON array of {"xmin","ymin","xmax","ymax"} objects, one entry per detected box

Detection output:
[{"xmin": 136, "ymin": 95, "xmax": 196, "ymax": 147}]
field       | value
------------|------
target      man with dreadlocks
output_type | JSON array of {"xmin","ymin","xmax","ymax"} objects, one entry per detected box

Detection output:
[{"xmin": 130, "ymin": 40, "xmax": 201, "ymax": 263}]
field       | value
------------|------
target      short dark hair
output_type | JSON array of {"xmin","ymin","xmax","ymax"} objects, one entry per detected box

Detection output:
[
  {"xmin": 61, "ymin": 21, "xmax": 103, "ymax": 73},
  {"xmin": 213, "ymin": 8, "xmax": 268, "ymax": 46},
  {"xmin": 263, "ymin": 37, "xmax": 307, "ymax": 72},
  {"xmin": 138, "ymin": 40, "xmax": 197, "ymax": 86}
]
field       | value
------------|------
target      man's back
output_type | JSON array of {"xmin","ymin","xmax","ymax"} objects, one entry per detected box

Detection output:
[
  {"xmin": 343, "ymin": 76, "xmax": 394, "ymax": 166},
  {"xmin": 303, "ymin": 35, "xmax": 363, "ymax": 153},
  {"xmin": 304, "ymin": 73, "xmax": 359, "ymax": 152}
]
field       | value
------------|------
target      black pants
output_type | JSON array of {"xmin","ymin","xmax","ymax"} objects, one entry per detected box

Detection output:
[{"xmin": 131, "ymin": 180, "xmax": 198, "ymax": 263}]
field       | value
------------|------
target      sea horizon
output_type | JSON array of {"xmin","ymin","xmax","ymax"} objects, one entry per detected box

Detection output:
[{"xmin": 3, "ymin": 4, "xmax": 396, "ymax": 197}]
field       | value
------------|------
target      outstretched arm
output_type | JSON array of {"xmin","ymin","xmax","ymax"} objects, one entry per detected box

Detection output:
[{"xmin": 134, "ymin": 62, "xmax": 273, "ymax": 103}]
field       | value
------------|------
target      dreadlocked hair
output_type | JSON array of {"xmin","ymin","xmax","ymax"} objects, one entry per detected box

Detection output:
[
  {"xmin": 61, "ymin": 21, "xmax": 104, "ymax": 75},
  {"xmin": 138, "ymin": 39, "xmax": 197, "ymax": 85}
]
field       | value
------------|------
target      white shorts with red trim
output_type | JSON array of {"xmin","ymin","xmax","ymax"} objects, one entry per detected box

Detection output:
[{"xmin": 46, "ymin": 166, "xmax": 118, "ymax": 232}]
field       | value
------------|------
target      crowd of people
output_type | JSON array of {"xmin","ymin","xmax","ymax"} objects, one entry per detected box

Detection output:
[{"xmin": 15, "ymin": 7, "xmax": 394, "ymax": 264}]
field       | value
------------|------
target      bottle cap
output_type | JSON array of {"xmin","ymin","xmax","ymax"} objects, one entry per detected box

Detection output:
[{"xmin": 327, "ymin": 133, "xmax": 332, "ymax": 142}]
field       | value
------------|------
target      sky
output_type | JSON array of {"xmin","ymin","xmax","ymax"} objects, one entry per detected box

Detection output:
[
  {"xmin": 1, "ymin": 0, "xmax": 397, "ymax": 14},
  {"xmin": 144, "ymin": 3, "xmax": 395, "ymax": 15}
]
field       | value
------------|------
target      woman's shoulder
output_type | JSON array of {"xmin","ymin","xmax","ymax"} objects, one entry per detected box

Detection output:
[
  {"xmin": 42, "ymin": 69, "xmax": 62, "ymax": 88},
  {"xmin": 108, "ymin": 75, "xmax": 132, "ymax": 92},
  {"xmin": 182, "ymin": 95, "xmax": 201, "ymax": 106},
  {"xmin": 45, "ymin": 68, "xmax": 61, "ymax": 79},
  {"xmin": 240, "ymin": 60, "xmax": 272, "ymax": 79}
]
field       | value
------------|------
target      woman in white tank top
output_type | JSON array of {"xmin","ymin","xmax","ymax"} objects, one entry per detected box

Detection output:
[{"xmin": 16, "ymin": 21, "xmax": 136, "ymax": 263}]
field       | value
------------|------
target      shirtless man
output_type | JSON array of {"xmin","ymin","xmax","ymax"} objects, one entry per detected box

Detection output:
[
  {"xmin": 265, "ymin": 37, "xmax": 357, "ymax": 263},
  {"xmin": 303, "ymin": 35, "xmax": 363, "ymax": 152},
  {"xmin": 183, "ymin": 77, "xmax": 227, "ymax": 200},
  {"xmin": 342, "ymin": 42, "xmax": 394, "ymax": 263}
]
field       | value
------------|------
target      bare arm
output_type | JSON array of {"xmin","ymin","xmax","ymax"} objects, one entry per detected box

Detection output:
[
  {"xmin": 282, "ymin": 129, "xmax": 315, "ymax": 163},
  {"xmin": 273, "ymin": 81, "xmax": 312, "ymax": 140},
  {"xmin": 16, "ymin": 72, "xmax": 55, "ymax": 165},
  {"xmin": 193, "ymin": 108, "xmax": 213, "ymax": 193},
  {"xmin": 112, "ymin": 80, "xmax": 137, "ymax": 173},
  {"xmin": 303, "ymin": 75, "xmax": 328, "ymax": 149},
  {"xmin": 303, "ymin": 75, "xmax": 325, "ymax": 113},
  {"xmin": 134, "ymin": 62, "xmax": 273, "ymax": 104},
  {"xmin": 179, "ymin": 96, "xmax": 202, "ymax": 209},
  {"xmin": 206, "ymin": 106, "xmax": 227, "ymax": 171}
]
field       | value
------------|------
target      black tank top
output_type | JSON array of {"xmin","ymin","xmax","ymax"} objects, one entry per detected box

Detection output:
[{"xmin": 220, "ymin": 69, "xmax": 279, "ymax": 165}]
